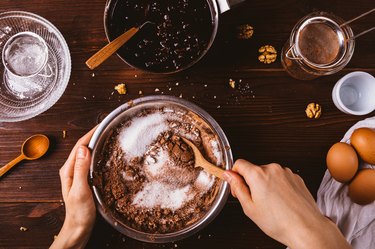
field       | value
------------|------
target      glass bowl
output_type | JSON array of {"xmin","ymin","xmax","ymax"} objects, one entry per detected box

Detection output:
[
  {"xmin": 0, "ymin": 11, "xmax": 71, "ymax": 122},
  {"xmin": 88, "ymin": 96, "xmax": 232, "ymax": 243}
]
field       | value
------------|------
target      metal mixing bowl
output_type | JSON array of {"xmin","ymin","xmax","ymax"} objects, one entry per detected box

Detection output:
[{"xmin": 88, "ymin": 95, "xmax": 232, "ymax": 243}]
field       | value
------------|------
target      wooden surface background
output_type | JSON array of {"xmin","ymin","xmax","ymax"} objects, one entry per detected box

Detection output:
[{"xmin": 0, "ymin": 0, "xmax": 374, "ymax": 248}]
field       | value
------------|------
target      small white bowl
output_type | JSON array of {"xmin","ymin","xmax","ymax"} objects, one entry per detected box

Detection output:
[{"xmin": 332, "ymin": 71, "xmax": 375, "ymax": 115}]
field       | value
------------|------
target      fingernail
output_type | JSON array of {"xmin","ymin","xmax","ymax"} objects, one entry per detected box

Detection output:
[
  {"xmin": 77, "ymin": 146, "xmax": 87, "ymax": 159},
  {"xmin": 222, "ymin": 171, "xmax": 232, "ymax": 183}
]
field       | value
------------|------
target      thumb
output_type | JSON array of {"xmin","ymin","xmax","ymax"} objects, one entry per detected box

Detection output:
[
  {"xmin": 73, "ymin": 146, "xmax": 91, "ymax": 187},
  {"xmin": 223, "ymin": 170, "xmax": 253, "ymax": 206}
]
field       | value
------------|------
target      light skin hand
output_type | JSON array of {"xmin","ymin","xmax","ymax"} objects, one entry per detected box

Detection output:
[
  {"xmin": 50, "ymin": 127, "xmax": 97, "ymax": 249},
  {"xmin": 223, "ymin": 159, "xmax": 352, "ymax": 249}
]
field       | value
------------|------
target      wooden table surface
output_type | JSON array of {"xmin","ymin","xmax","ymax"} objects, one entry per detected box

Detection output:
[{"xmin": 0, "ymin": 0, "xmax": 374, "ymax": 248}]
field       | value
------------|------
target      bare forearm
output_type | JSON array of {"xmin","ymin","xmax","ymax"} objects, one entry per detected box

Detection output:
[
  {"xmin": 50, "ymin": 221, "xmax": 91, "ymax": 249},
  {"xmin": 289, "ymin": 217, "xmax": 351, "ymax": 249}
]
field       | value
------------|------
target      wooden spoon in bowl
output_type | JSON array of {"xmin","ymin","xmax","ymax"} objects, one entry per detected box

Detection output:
[
  {"xmin": 180, "ymin": 137, "xmax": 225, "ymax": 179},
  {"xmin": 85, "ymin": 22, "xmax": 153, "ymax": 70},
  {"xmin": 86, "ymin": 3, "xmax": 153, "ymax": 70},
  {"xmin": 0, "ymin": 134, "xmax": 49, "ymax": 178}
]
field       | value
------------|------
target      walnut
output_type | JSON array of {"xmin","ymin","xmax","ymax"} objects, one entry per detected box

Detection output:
[
  {"xmin": 114, "ymin": 83, "xmax": 127, "ymax": 94},
  {"xmin": 258, "ymin": 45, "xmax": 277, "ymax": 64},
  {"xmin": 305, "ymin": 103, "xmax": 322, "ymax": 119},
  {"xmin": 236, "ymin": 24, "xmax": 254, "ymax": 39},
  {"xmin": 229, "ymin": 79, "xmax": 236, "ymax": 89}
]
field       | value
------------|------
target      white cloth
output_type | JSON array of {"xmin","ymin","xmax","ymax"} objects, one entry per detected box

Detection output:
[{"xmin": 317, "ymin": 117, "xmax": 375, "ymax": 249}]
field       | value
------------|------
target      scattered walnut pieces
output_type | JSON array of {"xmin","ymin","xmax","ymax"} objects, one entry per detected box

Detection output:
[
  {"xmin": 229, "ymin": 79, "xmax": 236, "ymax": 89},
  {"xmin": 236, "ymin": 24, "xmax": 254, "ymax": 39},
  {"xmin": 258, "ymin": 45, "xmax": 277, "ymax": 64},
  {"xmin": 20, "ymin": 227, "xmax": 28, "ymax": 232},
  {"xmin": 114, "ymin": 83, "xmax": 127, "ymax": 95},
  {"xmin": 305, "ymin": 103, "xmax": 322, "ymax": 119},
  {"xmin": 62, "ymin": 130, "xmax": 67, "ymax": 139}
]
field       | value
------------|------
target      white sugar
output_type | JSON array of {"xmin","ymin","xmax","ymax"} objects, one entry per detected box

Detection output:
[
  {"xmin": 118, "ymin": 108, "xmax": 225, "ymax": 211},
  {"xmin": 118, "ymin": 113, "xmax": 169, "ymax": 158},
  {"xmin": 121, "ymin": 171, "xmax": 134, "ymax": 181},
  {"xmin": 144, "ymin": 149, "xmax": 169, "ymax": 177},
  {"xmin": 132, "ymin": 182, "xmax": 193, "ymax": 210},
  {"xmin": 195, "ymin": 171, "xmax": 215, "ymax": 191},
  {"xmin": 210, "ymin": 140, "xmax": 223, "ymax": 165}
]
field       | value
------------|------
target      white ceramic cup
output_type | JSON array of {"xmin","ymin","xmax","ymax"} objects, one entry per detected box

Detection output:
[{"xmin": 332, "ymin": 71, "xmax": 375, "ymax": 115}]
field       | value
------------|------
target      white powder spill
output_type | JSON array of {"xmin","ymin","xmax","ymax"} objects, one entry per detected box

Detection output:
[
  {"xmin": 144, "ymin": 149, "xmax": 170, "ymax": 178},
  {"xmin": 119, "ymin": 108, "xmax": 225, "ymax": 210},
  {"xmin": 121, "ymin": 171, "xmax": 134, "ymax": 181},
  {"xmin": 195, "ymin": 171, "xmax": 215, "ymax": 191},
  {"xmin": 118, "ymin": 113, "xmax": 169, "ymax": 158},
  {"xmin": 210, "ymin": 140, "xmax": 223, "ymax": 165},
  {"xmin": 132, "ymin": 182, "xmax": 193, "ymax": 210}
]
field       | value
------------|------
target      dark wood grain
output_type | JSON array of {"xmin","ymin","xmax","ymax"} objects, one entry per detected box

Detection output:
[{"xmin": 0, "ymin": 0, "xmax": 374, "ymax": 248}]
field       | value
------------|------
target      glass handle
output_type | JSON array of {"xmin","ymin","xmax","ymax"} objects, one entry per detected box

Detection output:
[
  {"xmin": 285, "ymin": 44, "xmax": 302, "ymax": 61},
  {"xmin": 37, "ymin": 64, "xmax": 53, "ymax": 78}
]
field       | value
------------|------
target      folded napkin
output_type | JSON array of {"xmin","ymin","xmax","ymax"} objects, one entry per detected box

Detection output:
[{"xmin": 317, "ymin": 117, "xmax": 375, "ymax": 249}]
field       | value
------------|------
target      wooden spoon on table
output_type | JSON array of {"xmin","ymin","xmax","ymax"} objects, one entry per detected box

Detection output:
[
  {"xmin": 0, "ymin": 134, "xmax": 49, "ymax": 178},
  {"xmin": 181, "ymin": 137, "xmax": 225, "ymax": 180}
]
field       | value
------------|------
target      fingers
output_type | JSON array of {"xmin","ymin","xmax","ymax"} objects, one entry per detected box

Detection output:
[
  {"xmin": 223, "ymin": 170, "xmax": 253, "ymax": 216},
  {"xmin": 232, "ymin": 159, "xmax": 261, "ymax": 188},
  {"xmin": 72, "ymin": 146, "xmax": 91, "ymax": 189},
  {"xmin": 64, "ymin": 126, "xmax": 98, "ymax": 167},
  {"xmin": 59, "ymin": 127, "xmax": 97, "ymax": 198},
  {"xmin": 59, "ymin": 166, "xmax": 73, "ymax": 200}
]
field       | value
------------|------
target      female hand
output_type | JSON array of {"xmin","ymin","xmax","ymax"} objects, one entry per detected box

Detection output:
[
  {"xmin": 223, "ymin": 159, "xmax": 351, "ymax": 249},
  {"xmin": 50, "ymin": 128, "xmax": 97, "ymax": 249}
]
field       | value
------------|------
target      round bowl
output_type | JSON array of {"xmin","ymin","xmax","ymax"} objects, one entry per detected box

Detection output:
[
  {"xmin": 0, "ymin": 11, "xmax": 71, "ymax": 122},
  {"xmin": 103, "ymin": 0, "xmax": 218, "ymax": 74},
  {"xmin": 88, "ymin": 95, "xmax": 232, "ymax": 243}
]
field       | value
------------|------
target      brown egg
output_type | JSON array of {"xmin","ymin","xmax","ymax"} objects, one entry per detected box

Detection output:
[
  {"xmin": 348, "ymin": 169, "xmax": 375, "ymax": 205},
  {"xmin": 326, "ymin": 142, "xmax": 358, "ymax": 183},
  {"xmin": 351, "ymin": 128, "xmax": 375, "ymax": 164}
]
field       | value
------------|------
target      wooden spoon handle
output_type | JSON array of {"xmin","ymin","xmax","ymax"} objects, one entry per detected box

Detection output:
[
  {"xmin": 0, "ymin": 155, "xmax": 25, "ymax": 178},
  {"xmin": 199, "ymin": 161, "xmax": 225, "ymax": 180},
  {"xmin": 85, "ymin": 27, "xmax": 139, "ymax": 70}
]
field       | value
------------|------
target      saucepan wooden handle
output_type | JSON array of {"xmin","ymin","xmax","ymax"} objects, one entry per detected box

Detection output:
[{"xmin": 86, "ymin": 27, "xmax": 139, "ymax": 70}]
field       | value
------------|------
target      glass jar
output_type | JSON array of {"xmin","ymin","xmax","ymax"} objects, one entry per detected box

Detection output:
[{"xmin": 281, "ymin": 12, "xmax": 355, "ymax": 80}]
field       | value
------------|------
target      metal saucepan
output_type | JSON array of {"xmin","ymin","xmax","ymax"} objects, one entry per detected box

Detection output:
[{"xmin": 104, "ymin": 0, "xmax": 245, "ymax": 73}]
